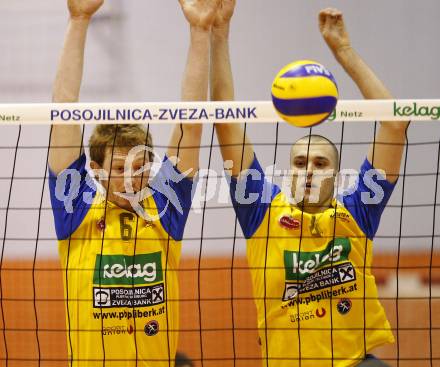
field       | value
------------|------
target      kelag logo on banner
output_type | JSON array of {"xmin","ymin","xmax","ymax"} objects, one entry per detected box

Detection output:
[{"xmin": 393, "ymin": 102, "xmax": 440, "ymax": 120}]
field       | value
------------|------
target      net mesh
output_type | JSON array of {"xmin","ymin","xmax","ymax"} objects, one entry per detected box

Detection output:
[{"xmin": 0, "ymin": 103, "xmax": 439, "ymax": 367}]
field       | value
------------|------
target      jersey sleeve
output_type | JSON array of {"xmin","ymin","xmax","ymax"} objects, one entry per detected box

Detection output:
[
  {"xmin": 339, "ymin": 158, "xmax": 396, "ymax": 240},
  {"xmin": 151, "ymin": 156, "xmax": 195, "ymax": 241},
  {"xmin": 228, "ymin": 155, "xmax": 281, "ymax": 239},
  {"xmin": 48, "ymin": 154, "xmax": 96, "ymax": 240}
]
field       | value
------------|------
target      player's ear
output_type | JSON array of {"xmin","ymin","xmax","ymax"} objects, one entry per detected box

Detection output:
[
  {"xmin": 89, "ymin": 160, "xmax": 101, "ymax": 170},
  {"xmin": 90, "ymin": 160, "xmax": 107, "ymax": 181}
]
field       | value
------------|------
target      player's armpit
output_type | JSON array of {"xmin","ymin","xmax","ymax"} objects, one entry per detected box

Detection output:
[
  {"xmin": 49, "ymin": 125, "xmax": 84, "ymax": 175},
  {"xmin": 228, "ymin": 155, "xmax": 280, "ymax": 238},
  {"xmin": 215, "ymin": 123, "xmax": 255, "ymax": 177},
  {"xmin": 367, "ymin": 122, "xmax": 409, "ymax": 184}
]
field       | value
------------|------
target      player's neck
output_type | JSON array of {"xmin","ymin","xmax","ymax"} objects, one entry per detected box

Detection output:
[{"xmin": 295, "ymin": 198, "xmax": 333, "ymax": 214}]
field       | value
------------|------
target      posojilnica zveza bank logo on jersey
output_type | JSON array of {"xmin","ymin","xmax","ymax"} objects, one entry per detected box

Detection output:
[
  {"xmin": 282, "ymin": 238, "xmax": 356, "ymax": 301},
  {"xmin": 92, "ymin": 252, "xmax": 165, "ymax": 308}
]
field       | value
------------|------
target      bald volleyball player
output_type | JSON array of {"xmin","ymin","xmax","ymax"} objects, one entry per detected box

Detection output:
[
  {"xmin": 211, "ymin": 5, "xmax": 408, "ymax": 367},
  {"xmin": 48, "ymin": 0, "xmax": 220, "ymax": 365}
]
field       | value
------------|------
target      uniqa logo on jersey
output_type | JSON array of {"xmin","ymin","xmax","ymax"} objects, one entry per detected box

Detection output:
[
  {"xmin": 93, "ymin": 252, "xmax": 163, "ymax": 286},
  {"xmin": 284, "ymin": 238, "xmax": 351, "ymax": 282}
]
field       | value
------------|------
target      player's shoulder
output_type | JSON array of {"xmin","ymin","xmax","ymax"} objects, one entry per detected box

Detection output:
[{"xmin": 270, "ymin": 190, "xmax": 290, "ymax": 206}]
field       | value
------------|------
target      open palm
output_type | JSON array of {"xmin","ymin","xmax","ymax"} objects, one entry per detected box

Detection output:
[
  {"xmin": 179, "ymin": 0, "xmax": 220, "ymax": 30},
  {"xmin": 319, "ymin": 8, "xmax": 351, "ymax": 53},
  {"xmin": 214, "ymin": 0, "xmax": 235, "ymax": 27},
  {"xmin": 68, "ymin": 0, "xmax": 104, "ymax": 18}
]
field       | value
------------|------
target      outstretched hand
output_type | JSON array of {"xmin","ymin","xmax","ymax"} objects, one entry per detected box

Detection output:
[
  {"xmin": 213, "ymin": 0, "xmax": 236, "ymax": 28},
  {"xmin": 319, "ymin": 8, "xmax": 351, "ymax": 54},
  {"xmin": 68, "ymin": 0, "xmax": 104, "ymax": 19},
  {"xmin": 179, "ymin": 0, "xmax": 220, "ymax": 30}
]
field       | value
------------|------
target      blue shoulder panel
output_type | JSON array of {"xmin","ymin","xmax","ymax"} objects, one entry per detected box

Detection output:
[
  {"xmin": 228, "ymin": 155, "xmax": 281, "ymax": 239},
  {"xmin": 151, "ymin": 156, "xmax": 195, "ymax": 241},
  {"xmin": 338, "ymin": 158, "xmax": 396, "ymax": 240},
  {"xmin": 49, "ymin": 154, "xmax": 97, "ymax": 240}
]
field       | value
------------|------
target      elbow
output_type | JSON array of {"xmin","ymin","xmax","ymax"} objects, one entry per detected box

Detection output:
[
  {"xmin": 52, "ymin": 94, "xmax": 78, "ymax": 103},
  {"xmin": 381, "ymin": 120, "xmax": 410, "ymax": 134},
  {"xmin": 181, "ymin": 124, "xmax": 203, "ymax": 137}
]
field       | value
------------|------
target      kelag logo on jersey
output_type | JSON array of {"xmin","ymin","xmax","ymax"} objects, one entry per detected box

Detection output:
[
  {"xmin": 284, "ymin": 238, "xmax": 351, "ymax": 282},
  {"xmin": 93, "ymin": 252, "xmax": 163, "ymax": 286}
]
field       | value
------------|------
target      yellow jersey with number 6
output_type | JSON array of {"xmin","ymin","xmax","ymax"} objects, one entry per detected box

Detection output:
[{"xmin": 49, "ymin": 154, "xmax": 193, "ymax": 367}]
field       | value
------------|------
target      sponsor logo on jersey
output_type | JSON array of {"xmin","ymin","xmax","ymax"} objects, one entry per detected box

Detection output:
[
  {"xmin": 102, "ymin": 325, "xmax": 134, "ymax": 336},
  {"xmin": 315, "ymin": 307, "xmax": 326, "ymax": 318},
  {"xmin": 284, "ymin": 238, "xmax": 351, "ymax": 282},
  {"xmin": 144, "ymin": 220, "xmax": 155, "ymax": 229},
  {"xmin": 93, "ymin": 252, "xmax": 163, "ymax": 286},
  {"xmin": 337, "ymin": 299, "xmax": 352, "ymax": 315},
  {"xmin": 97, "ymin": 217, "xmax": 106, "ymax": 231},
  {"xmin": 289, "ymin": 308, "xmax": 326, "ymax": 323},
  {"xmin": 282, "ymin": 283, "xmax": 358, "ymax": 308},
  {"xmin": 329, "ymin": 211, "xmax": 350, "ymax": 223},
  {"xmin": 144, "ymin": 320, "xmax": 159, "ymax": 336},
  {"xmin": 282, "ymin": 262, "xmax": 356, "ymax": 301},
  {"xmin": 279, "ymin": 215, "xmax": 301, "ymax": 230},
  {"xmin": 93, "ymin": 284, "xmax": 165, "ymax": 308}
]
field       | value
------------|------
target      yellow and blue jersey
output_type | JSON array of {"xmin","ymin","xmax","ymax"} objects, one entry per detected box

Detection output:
[
  {"xmin": 49, "ymin": 154, "xmax": 193, "ymax": 367},
  {"xmin": 229, "ymin": 156, "xmax": 395, "ymax": 367}
]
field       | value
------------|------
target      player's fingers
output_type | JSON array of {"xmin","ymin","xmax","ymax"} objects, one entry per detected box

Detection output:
[
  {"xmin": 328, "ymin": 10, "xmax": 341, "ymax": 26},
  {"xmin": 209, "ymin": 0, "xmax": 220, "ymax": 11},
  {"xmin": 328, "ymin": 8, "xmax": 340, "ymax": 16},
  {"xmin": 318, "ymin": 10, "xmax": 328, "ymax": 27},
  {"xmin": 320, "ymin": 8, "xmax": 337, "ymax": 26},
  {"xmin": 320, "ymin": 7, "xmax": 334, "ymax": 15},
  {"xmin": 335, "ymin": 15, "xmax": 343, "ymax": 26},
  {"xmin": 324, "ymin": 12, "xmax": 333, "ymax": 30}
]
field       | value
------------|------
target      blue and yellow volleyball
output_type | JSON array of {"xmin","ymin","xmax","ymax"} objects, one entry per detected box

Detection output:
[{"xmin": 271, "ymin": 60, "xmax": 338, "ymax": 127}]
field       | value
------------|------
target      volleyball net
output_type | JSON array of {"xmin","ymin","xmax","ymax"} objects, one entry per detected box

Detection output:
[
  {"xmin": 0, "ymin": 99, "xmax": 439, "ymax": 367},
  {"xmin": 1, "ymin": 99, "xmax": 439, "ymax": 124}
]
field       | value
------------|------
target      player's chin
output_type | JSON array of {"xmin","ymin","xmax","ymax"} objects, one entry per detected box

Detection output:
[
  {"xmin": 119, "ymin": 199, "xmax": 136, "ymax": 212},
  {"xmin": 303, "ymin": 193, "xmax": 321, "ymax": 205},
  {"xmin": 110, "ymin": 195, "xmax": 134, "ymax": 212}
]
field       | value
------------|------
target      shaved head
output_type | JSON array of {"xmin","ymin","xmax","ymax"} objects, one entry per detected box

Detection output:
[{"xmin": 290, "ymin": 135, "xmax": 339, "ymax": 170}]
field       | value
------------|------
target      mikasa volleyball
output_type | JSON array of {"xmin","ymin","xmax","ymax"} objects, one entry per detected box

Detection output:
[{"xmin": 271, "ymin": 60, "xmax": 338, "ymax": 127}]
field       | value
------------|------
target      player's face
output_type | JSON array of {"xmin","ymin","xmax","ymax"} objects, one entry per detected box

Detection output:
[
  {"xmin": 290, "ymin": 141, "xmax": 337, "ymax": 211},
  {"xmin": 98, "ymin": 147, "xmax": 151, "ymax": 211}
]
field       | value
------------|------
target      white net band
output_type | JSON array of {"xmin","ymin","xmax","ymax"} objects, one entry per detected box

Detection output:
[{"xmin": 0, "ymin": 99, "xmax": 439, "ymax": 125}]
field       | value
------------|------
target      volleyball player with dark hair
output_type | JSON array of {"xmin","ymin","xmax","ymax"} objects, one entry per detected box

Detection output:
[{"xmin": 212, "ymin": 5, "xmax": 408, "ymax": 366}]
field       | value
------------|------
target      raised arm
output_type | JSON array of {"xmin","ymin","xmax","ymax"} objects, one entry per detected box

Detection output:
[
  {"xmin": 211, "ymin": 0, "xmax": 254, "ymax": 177},
  {"xmin": 319, "ymin": 8, "xmax": 409, "ymax": 183},
  {"xmin": 169, "ymin": 0, "xmax": 219, "ymax": 177},
  {"xmin": 49, "ymin": 0, "xmax": 104, "ymax": 175}
]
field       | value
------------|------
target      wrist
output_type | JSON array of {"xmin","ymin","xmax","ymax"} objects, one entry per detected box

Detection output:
[
  {"xmin": 190, "ymin": 25, "xmax": 211, "ymax": 37},
  {"xmin": 189, "ymin": 26, "xmax": 210, "ymax": 49},
  {"xmin": 212, "ymin": 23, "xmax": 230, "ymax": 38},
  {"xmin": 333, "ymin": 45, "xmax": 354, "ymax": 61},
  {"xmin": 190, "ymin": 24, "xmax": 212, "ymax": 34},
  {"xmin": 69, "ymin": 15, "xmax": 92, "ymax": 25}
]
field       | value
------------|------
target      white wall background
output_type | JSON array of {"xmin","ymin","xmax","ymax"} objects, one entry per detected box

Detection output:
[{"xmin": 0, "ymin": 0, "xmax": 439, "ymax": 259}]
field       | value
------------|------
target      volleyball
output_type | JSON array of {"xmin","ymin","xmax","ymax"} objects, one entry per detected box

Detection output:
[{"xmin": 271, "ymin": 60, "xmax": 338, "ymax": 127}]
